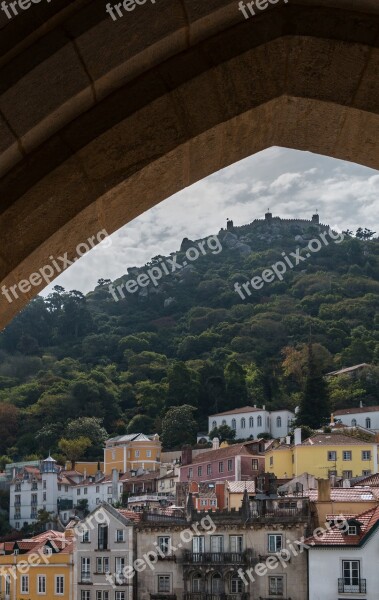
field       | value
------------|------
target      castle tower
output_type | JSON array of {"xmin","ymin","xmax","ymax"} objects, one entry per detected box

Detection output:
[
  {"xmin": 41, "ymin": 454, "xmax": 58, "ymax": 517},
  {"xmin": 265, "ymin": 209, "xmax": 272, "ymax": 222},
  {"xmin": 312, "ymin": 212, "xmax": 319, "ymax": 224}
]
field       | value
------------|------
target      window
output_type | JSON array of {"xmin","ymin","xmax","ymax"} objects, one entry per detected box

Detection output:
[
  {"xmin": 210, "ymin": 536, "xmax": 224, "ymax": 553},
  {"xmin": 230, "ymin": 535, "xmax": 243, "ymax": 553},
  {"xmin": 14, "ymin": 494, "xmax": 21, "ymax": 505},
  {"xmin": 366, "ymin": 418, "xmax": 371, "ymax": 429},
  {"xmin": 147, "ymin": 450, "xmax": 151, "ymax": 457},
  {"xmin": 198, "ymin": 466, "xmax": 202, "ymax": 477},
  {"xmin": 107, "ymin": 486, "xmax": 112, "ymax": 494},
  {"xmin": 362, "ymin": 450, "xmax": 371, "ymax": 461},
  {"xmin": 43, "ymin": 480, "xmax": 46, "ymax": 489},
  {"xmin": 98, "ymin": 524, "xmax": 108, "ymax": 550},
  {"xmin": 96, "ymin": 557, "xmax": 110, "ymax": 573},
  {"xmin": 231, "ymin": 575, "xmax": 243, "ymax": 593},
  {"xmin": 269, "ymin": 576, "xmax": 284, "ymax": 595},
  {"xmin": 43, "ymin": 492, "xmax": 46, "ymax": 501},
  {"xmin": 58, "ymin": 484, "xmax": 62, "ymax": 491},
  {"xmin": 81, "ymin": 557, "xmax": 91, "ymax": 580},
  {"xmin": 115, "ymin": 594, "xmax": 125, "ymax": 600},
  {"xmin": 84, "ymin": 488, "xmax": 88, "ymax": 495},
  {"xmin": 252, "ymin": 458, "xmax": 258, "ymax": 470},
  {"xmin": 96, "ymin": 497, "xmax": 100, "ymax": 504},
  {"xmin": 348, "ymin": 526, "xmax": 357, "ymax": 535},
  {"xmin": 15, "ymin": 521, "xmax": 20, "ymax": 529},
  {"xmin": 269, "ymin": 456, "xmax": 273, "ymax": 466},
  {"xmin": 241, "ymin": 418, "xmax": 246, "ymax": 429},
  {"xmin": 257, "ymin": 416, "xmax": 262, "ymax": 427},
  {"xmin": 21, "ymin": 575, "xmax": 29, "ymax": 593},
  {"xmin": 192, "ymin": 573, "xmax": 203, "ymax": 593},
  {"xmin": 276, "ymin": 416, "xmax": 282, "ymax": 427},
  {"xmin": 343, "ymin": 451, "xmax": 352, "ymax": 461},
  {"xmin": 15, "ymin": 483, "xmax": 21, "ymax": 491},
  {"xmin": 268, "ymin": 534, "xmax": 282, "ymax": 552},
  {"xmin": 351, "ymin": 418, "xmax": 357, "ymax": 427},
  {"xmin": 192, "ymin": 536, "xmax": 205, "ymax": 554},
  {"xmin": 212, "ymin": 420, "xmax": 217, "ymax": 429},
  {"xmin": 37, "ymin": 575, "xmax": 46, "ymax": 594},
  {"xmin": 81, "ymin": 591, "xmax": 90, "ymax": 600},
  {"xmin": 55, "ymin": 576, "xmax": 64, "ymax": 595},
  {"xmin": 65, "ymin": 485, "xmax": 68, "ymax": 492},
  {"xmin": 5, "ymin": 575, "xmax": 10, "ymax": 595},
  {"xmin": 227, "ymin": 459, "xmax": 233, "ymax": 472},
  {"xmin": 222, "ymin": 420, "xmax": 227, "ymax": 426},
  {"xmin": 207, "ymin": 464, "xmax": 211, "ymax": 475},
  {"xmin": 135, "ymin": 450, "xmax": 140, "ymax": 458},
  {"xmin": 218, "ymin": 462, "xmax": 224, "ymax": 473},
  {"xmin": 107, "ymin": 497, "xmax": 112, "ymax": 503},
  {"xmin": 362, "ymin": 470, "xmax": 371, "ymax": 476},
  {"xmin": 343, "ymin": 470, "xmax": 353, "ymax": 479},
  {"xmin": 158, "ymin": 575, "xmax": 171, "ymax": 593},
  {"xmin": 231, "ymin": 418, "xmax": 236, "ymax": 430},
  {"xmin": 342, "ymin": 560, "xmax": 361, "ymax": 593},
  {"xmin": 115, "ymin": 557, "xmax": 125, "ymax": 575},
  {"xmin": 97, "ymin": 593, "xmax": 110, "ymax": 600},
  {"xmin": 77, "ymin": 488, "xmax": 81, "ymax": 495},
  {"xmin": 96, "ymin": 485, "xmax": 100, "ymax": 493},
  {"xmin": 212, "ymin": 573, "xmax": 222, "ymax": 593},
  {"xmin": 158, "ymin": 536, "xmax": 171, "ymax": 555},
  {"xmin": 327, "ymin": 451, "xmax": 337, "ymax": 461},
  {"xmin": 249, "ymin": 416, "xmax": 254, "ymax": 428},
  {"xmin": 116, "ymin": 529, "xmax": 124, "ymax": 542},
  {"xmin": 210, "ymin": 499, "xmax": 216, "ymax": 506},
  {"xmin": 201, "ymin": 500, "xmax": 207, "ymax": 506},
  {"xmin": 188, "ymin": 468, "xmax": 193, "ymax": 478},
  {"xmin": 82, "ymin": 530, "xmax": 90, "ymax": 543}
]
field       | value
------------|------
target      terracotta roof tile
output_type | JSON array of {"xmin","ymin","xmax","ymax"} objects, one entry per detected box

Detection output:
[
  {"xmin": 306, "ymin": 505, "xmax": 379, "ymax": 546},
  {"xmin": 186, "ymin": 442, "xmax": 257, "ymax": 465},
  {"xmin": 209, "ymin": 406, "xmax": 262, "ymax": 417},
  {"xmin": 333, "ymin": 405, "xmax": 379, "ymax": 416},
  {"xmin": 301, "ymin": 433, "xmax": 373, "ymax": 446},
  {"xmin": 227, "ymin": 481, "xmax": 255, "ymax": 493},
  {"xmin": 304, "ymin": 487, "xmax": 376, "ymax": 502}
]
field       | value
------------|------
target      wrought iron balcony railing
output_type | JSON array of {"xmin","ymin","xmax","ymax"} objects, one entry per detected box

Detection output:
[
  {"xmin": 181, "ymin": 550, "xmax": 255, "ymax": 565},
  {"xmin": 338, "ymin": 578, "xmax": 366, "ymax": 593},
  {"xmin": 183, "ymin": 594, "xmax": 249, "ymax": 600}
]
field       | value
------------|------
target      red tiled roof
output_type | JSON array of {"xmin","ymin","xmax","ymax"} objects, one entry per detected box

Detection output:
[
  {"xmin": 209, "ymin": 406, "xmax": 262, "ymax": 417},
  {"xmin": 306, "ymin": 506, "xmax": 379, "ymax": 546},
  {"xmin": 353, "ymin": 474, "xmax": 379, "ymax": 487},
  {"xmin": 186, "ymin": 442, "xmax": 258, "ymax": 465},
  {"xmin": 117, "ymin": 510, "xmax": 142, "ymax": 523},
  {"xmin": 333, "ymin": 405, "xmax": 379, "ymax": 416},
  {"xmin": 304, "ymin": 487, "xmax": 377, "ymax": 502},
  {"xmin": 301, "ymin": 433, "xmax": 373, "ymax": 446}
]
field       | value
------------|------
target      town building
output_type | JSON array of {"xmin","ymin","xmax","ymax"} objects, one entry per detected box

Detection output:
[
  {"xmin": 326, "ymin": 363, "xmax": 371, "ymax": 378},
  {"xmin": 307, "ymin": 505, "xmax": 379, "ymax": 600},
  {"xmin": 0, "ymin": 530, "xmax": 73, "ymax": 600},
  {"xmin": 136, "ymin": 491, "xmax": 311, "ymax": 600},
  {"xmin": 265, "ymin": 430, "xmax": 378, "ymax": 479},
  {"xmin": 208, "ymin": 405, "xmax": 295, "ymax": 439},
  {"xmin": 332, "ymin": 403, "xmax": 379, "ymax": 432},
  {"xmin": 104, "ymin": 433, "xmax": 161, "ymax": 475},
  {"xmin": 75, "ymin": 503, "xmax": 136, "ymax": 600},
  {"xmin": 179, "ymin": 439, "xmax": 265, "ymax": 486}
]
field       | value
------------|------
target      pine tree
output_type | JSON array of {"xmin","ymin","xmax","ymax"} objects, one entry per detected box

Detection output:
[{"xmin": 296, "ymin": 344, "xmax": 330, "ymax": 429}]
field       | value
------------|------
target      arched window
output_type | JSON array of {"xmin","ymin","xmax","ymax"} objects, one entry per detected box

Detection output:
[
  {"xmin": 212, "ymin": 574, "xmax": 222, "ymax": 594},
  {"xmin": 276, "ymin": 416, "xmax": 282, "ymax": 427},
  {"xmin": 257, "ymin": 416, "xmax": 262, "ymax": 427},
  {"xmin": 249, "ymin": 417, "xmax": 254, "ymax": 428},
  {"xmin": 366, "ymin": 418, "xmax": 371, "ymax": 429},
  {"xmin": 212, "ymin": 420, "xmax": 217, "ymax": 429},
  {"xmin": 192, "ymin": 573, "xmax": 203, "ymax": 593},
  {"xmin": 241, "ymin": 418, "xmax": 246, "ymax": 429},
  {"xmin": 222, "ymin": 420, "xmax": 227, "ymax": 426},
  {"xmin": 231, "ymin": 574, "xmax": 243, "ymax": 593},
  {"xmin": 231, "ymin": 419, "xmax": 236, "ymax": 430},
  {"xmin": 351, "ymin": 419, "xmax": 357, "ymax": 427}
]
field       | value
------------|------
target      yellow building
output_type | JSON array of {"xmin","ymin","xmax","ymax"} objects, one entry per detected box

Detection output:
[
  {"xmin": 0, "ymin": 530, "xmax": 73, "ymax": 600},
  {"xmin": 265, "ymin": 431, "xmax": 378, "ymax": 479},
  {"xmin": 104, "ymin": 433, "xmax": 161, "ymax": 475},
  {"xmin": 64, "ymin": 461, "xmax": 104, "ymax": 476}
]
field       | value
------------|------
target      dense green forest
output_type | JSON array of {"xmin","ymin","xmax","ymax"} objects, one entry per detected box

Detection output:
[{"xmin": 0, "ymin": 216, "xmax": 378, "ymax": 460}]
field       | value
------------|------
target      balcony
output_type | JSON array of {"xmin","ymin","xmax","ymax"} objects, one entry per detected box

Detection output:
[
  {"xmin": 338, "ymin": 578, "xmax": 366, "ymax": 593},
  {"xmin": 80, "ymin": 572, "xmax": 92, "ymax": 583},
  {"xmin": 181, "ymin": 551, "xmax": 254, "ymax": 565},
  {"xmin": 183, "ymin": 594, "xmax": 249, "ymax": 600}
]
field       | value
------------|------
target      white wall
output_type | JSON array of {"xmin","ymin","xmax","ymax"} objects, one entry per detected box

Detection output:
[
  {"xmin": 209, "ymin": 409, "xmax": 294, "ymax": 439},
  {"xmin": 337, "ymin": 410, "xmax": 379, "ymax": 432}
]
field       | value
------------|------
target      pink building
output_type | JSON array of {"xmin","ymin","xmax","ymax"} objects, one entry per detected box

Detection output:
[{"xmin": 179, "ymin": 439, "xmax": 265, "ymax": 485}]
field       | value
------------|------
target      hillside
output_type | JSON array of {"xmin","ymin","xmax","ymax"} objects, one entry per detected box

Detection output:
[{"xmin": 0, "ymin": 214, "xmax": 378, "ymax": 461}]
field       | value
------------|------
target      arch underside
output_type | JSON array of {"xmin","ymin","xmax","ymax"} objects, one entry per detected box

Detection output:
[{"xmin": 0, "ymin": 1, "xmax": 379, "ymax": 327}]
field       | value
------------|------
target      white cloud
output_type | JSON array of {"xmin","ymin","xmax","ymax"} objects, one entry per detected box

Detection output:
[{"xmin": 42, "ymin": 147, "xmax": 379, "ymax": 296}]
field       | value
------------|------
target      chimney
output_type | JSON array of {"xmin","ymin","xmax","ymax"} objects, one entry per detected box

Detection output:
[
  {"xmin": 317, "ymin": 478, "xmax": 331, "ymax": 502},
  {"xmin": 212, "ymin": 437, "xmax": 220, "ymax": 450},
  {"xmin": 360, "ymin": 400, "xmax": 363, "ymax": 408},
  {"xmin": 215, "ymin": 481, "xmax": 225, "ymax": 510},
  {"xmin": 286, "ymin": 436, "xmax": 291, "ymax": 445},
  {"xmin": 262, "ymin": 405, "xmax": 266, "ymax": 411},
  {"xmin": 160, "ymin": 464, "xmax": 168, "ymax": 477},
  {"xmin": 294, "ymin": 428, "xmax": 302, "ymax": 446},
  {"xmin": 254, "ymin": 405, "xmax": 256, "ymax": 408},
  {"xmin": 181, "ymin": 446, "xmax": 193, "ymax": 467},
  {"xmin": 112, "ymin": 468, "xmax": 119, "ymax": 503}
]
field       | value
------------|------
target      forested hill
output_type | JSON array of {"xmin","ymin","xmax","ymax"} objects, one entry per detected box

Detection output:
[{"xmin": 0, "ymin": 215, "xmax": 378, "ymax": 461}]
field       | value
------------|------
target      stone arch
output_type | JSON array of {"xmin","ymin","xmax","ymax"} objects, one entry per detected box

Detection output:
[{"xmin": 1, "ymin": 0, "xmax": 379, "ymax": 328}]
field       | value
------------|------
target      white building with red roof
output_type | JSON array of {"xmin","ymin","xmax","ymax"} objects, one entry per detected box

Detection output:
[
  {"xmin": 307, "ymin": 506, "xmax": 379, "ymax": 599},
  {"xmin": 208, "ymin": 405, "xmax": 295, "ymax": 439},
  {"xmin": 332, "ymin": 402, "xmax": 379, "ymax": 432}
]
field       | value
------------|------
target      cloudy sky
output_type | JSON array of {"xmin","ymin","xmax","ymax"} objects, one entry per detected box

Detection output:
[{"xmin": 43, "ymin": 147, "xmax": 379, "ymax": 296}]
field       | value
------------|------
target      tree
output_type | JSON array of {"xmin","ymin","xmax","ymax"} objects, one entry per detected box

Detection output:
[
  {"xmin": 65, "ymin": 417, "xmax": 108, "ymax": 447},
  {"xmin": 208, "ymin": 424, "xmax": 236, "ymax": 443},
  {"xmin": 161, "ymin": 405, "xmax": 198, "ymax": 450},
  {"xmin": 126, "ymin": 414, "xmax": 154, "ymax": 434},
  {"xmin": 58, "ymin": 437, "xmax": 91, "ymax": 469},
  {"xmin": 296, "ymin": 344, "xmax": 330, "ymax": 429},
  {"xmin": 225, "ymin": 361, "xmax": 248, "ymax": 408},
  {"xmin": 166, "ymin": 362, "xmax": 199, "ymax": 409}
]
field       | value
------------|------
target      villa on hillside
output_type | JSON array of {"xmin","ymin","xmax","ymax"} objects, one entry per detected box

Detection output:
[{"xmin": 205, "ymin": 405, "xmax": 295, "ymax": 440}]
